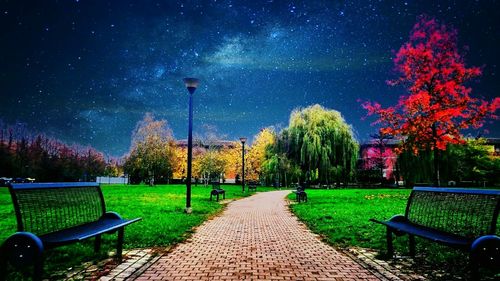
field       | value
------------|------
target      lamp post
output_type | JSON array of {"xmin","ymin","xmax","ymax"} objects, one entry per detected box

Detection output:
[
  {"xmin": 239, "ymin": 137, "xmax": 247, "ymax": 192},
  {"xmin": 183, "ymin": 77, "xmax": 200, "ymax": 214},
  {"xmin": 275, "ymin": 154, "xmax": 280, "ymax": 188}
]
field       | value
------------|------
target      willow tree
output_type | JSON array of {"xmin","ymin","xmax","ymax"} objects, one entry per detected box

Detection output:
[
  {"xmin": 261, "ymin": 147, "xmax": 301, "ymax": 188},
  {"xmin": 286, "ymin": 104, "xmax": 359, "ymax": 185}
]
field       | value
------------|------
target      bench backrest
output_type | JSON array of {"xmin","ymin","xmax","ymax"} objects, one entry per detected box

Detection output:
[
  {"xmin": 211, "ymin": 182, "xmax": 221, "ymax": 190},
  {"xmin": 405, "ymin": 187, "xmax": 500, "ymax": 239},
  {"xmin": 8, "ymin": 182, "xmax": 106, "ymax": 236}
]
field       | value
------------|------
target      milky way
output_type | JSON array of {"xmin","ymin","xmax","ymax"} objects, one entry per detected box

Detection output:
[{"xmin": 0, "ymin": 0, "xmax": 498, "ymax": 155}]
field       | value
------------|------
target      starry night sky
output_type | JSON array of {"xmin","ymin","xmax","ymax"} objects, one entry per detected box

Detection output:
[{"xmin": 1, "ymin": 0, "xmax": 499, "ymax": 156}]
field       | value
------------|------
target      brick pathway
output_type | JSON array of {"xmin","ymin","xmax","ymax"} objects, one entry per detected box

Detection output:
[{"xmin": 135, "ymin": 191, "xmax": 381, "ymax": 281}]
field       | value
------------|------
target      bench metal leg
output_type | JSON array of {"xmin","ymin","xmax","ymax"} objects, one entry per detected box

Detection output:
[
  {"xmin": 469, "ymin": 253, "xmax": 480, "ymax": 280},
  {"xmin": 33, "ymin": 258, "xmax": 43, "ymax": 281},
  {"xmin": 116, "ymin": 228, "xmax": 124, "ymax": 261},
  {"xmin": 94, "ymin": 234, "xmax": 102, "ymax": 253},
  {"xmin": 409, "ymin": 235, "xmax": 416, "ymax": 257},
  {"xmin": 469, "ymin": 252, "xmax": 481, "ymax": 280},
  {"xmin": 296, "ymin": 192, "xmax": 306, "ymax": 203},
  {"xmin": 386, "ymin": 228, "xmax": 394, "ymax": 258},
  {"xmin": 470, "ymin": 268, "xmax": 479, "ymax": 281},
  {"xmin": 0, "ymin": 247, "xmax": 6, "ymax": 280}
]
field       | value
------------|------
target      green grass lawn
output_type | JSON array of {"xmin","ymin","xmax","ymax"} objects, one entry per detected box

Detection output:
[
  {"xmin": 0, "ymin": 183, "xmax": 274, "ymax": 280},
  {"xmin": 288, "ymin": 189, "xmax": 410, "ymax": 249},
  {"xmin": 288, "ymin": 188, "xmax": 500, "ymax": 280},
  {"xmin": 3, "ymin": 185, "xmax": 498, "ymax": 280}
]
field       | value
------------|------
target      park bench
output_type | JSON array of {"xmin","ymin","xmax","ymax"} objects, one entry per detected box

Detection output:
[
  {"xmin": 210, "ymin": 181, "xmax": 225, "ymax": 201},
  {"xmin": 0, "ymin": 182, "xmax": 141, "ymax": 281},
  {"xmin": 293, "ymin": 185, "xmax": 307, "ymax": 203},
  {"xmin": 370, "ymin": 187, "xmax": 500, "ymax": 277},
  {"xmin": 248, "ymin": 181, "xmax": 258, "ymax": 192}
]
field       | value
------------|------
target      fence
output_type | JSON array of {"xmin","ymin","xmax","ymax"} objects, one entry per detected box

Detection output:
[{"xmin": 96, "ymin": 176, "xmax": 128, "ymax": 184}]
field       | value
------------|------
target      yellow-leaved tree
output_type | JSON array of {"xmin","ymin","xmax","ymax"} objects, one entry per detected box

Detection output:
[
  {"xmin": 220, "ymin": 143, "xmax": 242, "ymax": 182},
  {"xmin": 246, "ymin": 128, "xmax": 276, "ymax": 181},
  {"xmin": 124, "ymin": 113, "xmax": 176, "ymax": 185},
  {"xmin": 172, "ymin": 145, "xmax": 187, "ymax": 180}
]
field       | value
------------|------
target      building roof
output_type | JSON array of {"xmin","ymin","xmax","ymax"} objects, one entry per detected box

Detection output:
[
  {"xmin": 176, "ymin": 139, "xmax": 237, "ymax": 149},
  {"xmin": 360, "ymin": 137, "xmax": 500, "ymax": 147}
]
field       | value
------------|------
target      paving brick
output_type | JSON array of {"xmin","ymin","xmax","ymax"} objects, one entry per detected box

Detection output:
[{"xmin": 134, "ymin": 191, "xmax": 383, "ymax": 280}]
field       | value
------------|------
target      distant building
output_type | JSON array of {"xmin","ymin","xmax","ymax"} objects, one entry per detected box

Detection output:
[
  {"xmin": 359, "ymin": 139, "xmax": 399, "ymax": 180},
  {"xmin": 482, "ymin": 138, "xmax": 500, "ymax": 156},
  {"xmin": 358, "ymin": 137, "xmax": 499, "ymax": 182},
  {"xmin": 174, "ymin": 139, "xmax": 238, "ymax": 183},
  {"xmin": 175, "ymin": 139, "xmax": 236, "ymax": 149}
]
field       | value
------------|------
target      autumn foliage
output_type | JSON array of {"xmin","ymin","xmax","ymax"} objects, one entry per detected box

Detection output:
[
  {"xmin": 363, "ymin": 16, "xmax": 499, "ymax": 154},
  {"xmin": 0, "ymin": 123, "xmax": 108, "ymax": 181},
  {"xmin": 362, "ymin": 145, "xmax": 396, "ymax": 180},
  {"xmin": 246, "ymin": 128, "xmax": 276, "ymax": 181},
  {"xmin": 124, "ymin": 113, "xmax": 176, "ymax": 184}
]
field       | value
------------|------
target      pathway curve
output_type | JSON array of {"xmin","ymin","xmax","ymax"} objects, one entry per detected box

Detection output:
[{"xmin": 135, "ymin": 191, "xmax": 381, "ymax": 281}]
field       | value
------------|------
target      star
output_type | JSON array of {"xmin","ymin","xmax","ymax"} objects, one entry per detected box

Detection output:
[{"xmin": 0, "ymin": 0, "xmax": 497, "ymax": 155}]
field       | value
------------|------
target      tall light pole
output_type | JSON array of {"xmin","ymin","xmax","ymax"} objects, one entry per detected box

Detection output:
[
  {"xmin": 183, "ymin": 77, "xmax": 199, "ymax": 214},
  {"xmin": 239, "ymin": 137, "xmax": 247, "ymax": 192},
  {"xmin": 275, "ymin": 154, "xmax": 280, "ymax": 188}
]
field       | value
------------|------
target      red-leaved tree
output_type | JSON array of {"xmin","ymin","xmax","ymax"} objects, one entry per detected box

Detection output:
[{"xmin": 363, "ymin": 15, "xmax": 500, "ymax": 186}]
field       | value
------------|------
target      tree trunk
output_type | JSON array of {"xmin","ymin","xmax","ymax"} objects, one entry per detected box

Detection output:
[
  {"xmin": 395, "ymin": 159, "xmax": 400, "ymax": 188},
  {"xmin": 434, "ymin": 148, "xmax": 440, "ymax": 186},
  {"xmin": 380, "ymin": 164, "xmax": 384, "ymax": 184},
  {"xmin": 432, "ymin": 124, "xmax": 441, "ymax": 187}
]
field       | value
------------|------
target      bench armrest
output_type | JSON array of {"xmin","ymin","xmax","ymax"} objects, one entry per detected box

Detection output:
[
  {"xmin": 1, "ymin": 232, "xmax": 44, "ymax": 268},
  {"xmin": 470, "ymin": 235, "xmax": 500, "ymax": 268},
  {"xmin": 103, "ymin": 211, "xmax": 142, "ymax": 224},
  {"xmin": 103, "ymin": 211, "xmax": 123, "ymax": 220},
  {"xmin": 370, "ymin": 214, "xmax": 406, "ymax": 225},
  {"xmin": 388, "ymin": 215, "xmax": 406, "ymax": 223}
]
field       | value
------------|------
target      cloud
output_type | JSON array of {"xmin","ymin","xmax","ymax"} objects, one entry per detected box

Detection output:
[{"xmin": 203, "ymin": 25, "xmax": 388, "ymax": 72}]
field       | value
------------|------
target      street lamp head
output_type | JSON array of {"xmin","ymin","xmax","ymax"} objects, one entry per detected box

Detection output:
[
  {"xmin": 239, "ymin": 137, "xmax": 247, "ymax": 144},
  {"xmin": 183, "ymin": 77, "xmax": 200, "ymax": 94}
]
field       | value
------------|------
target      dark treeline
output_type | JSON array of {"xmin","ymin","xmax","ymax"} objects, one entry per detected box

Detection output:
[
  {"xmin": 359, "ymin": 138, "xmax": 500, "ymax": 187},
  {"xmin": 397, "ymin": 139, "xmax": 500, "ymax": 187},
  {"xmin": 0, "ymin": 123, "xmax": 107, "ymax": 182}
]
